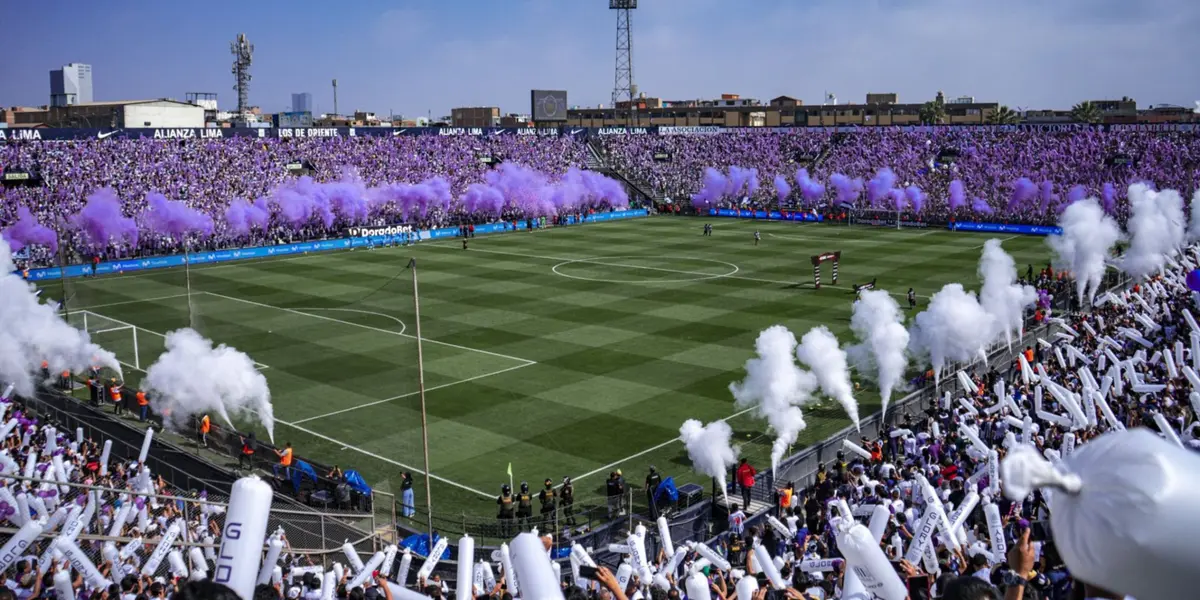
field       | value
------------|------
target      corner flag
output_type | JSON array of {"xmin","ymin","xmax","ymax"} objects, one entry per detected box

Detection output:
[{"xmin": 507, "ymin": 462, "xmax": 513, "ymax": 491}]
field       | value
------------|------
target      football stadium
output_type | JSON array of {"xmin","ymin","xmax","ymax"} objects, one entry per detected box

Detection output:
[{"xmin": 3, "ymin": 4, "xmax": 1200, "ymax": 600}]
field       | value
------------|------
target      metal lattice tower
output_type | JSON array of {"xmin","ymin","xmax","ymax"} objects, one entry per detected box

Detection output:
[
  {"xmin": 610, "ymin": 0, "xmax": 636, "ymax": 118},
  {"xmin": 230, "ymin": 33, "xmax": 254, "ymax": 115}
]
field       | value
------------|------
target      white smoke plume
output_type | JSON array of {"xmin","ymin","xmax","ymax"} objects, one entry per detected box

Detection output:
[
  {"xmin": 909, "ymin": 284, "xmax": 994, "ymax": 382},
  {"xmin": 795, "ymin": 326, "xmax": 860, "ymax": 430},
  {"xmin": 142, "ymin": 328, "xmax": 274, "ymax": 442},
  {"xmin": 679, "ymin": 419, "xmax": 739, "ymax": 505},
  {"xmin": 1121, "ymin": 183, "xmax": 1185, "ymax": 279},
  {"xmin": 847, "ymin": 290, "xmax": 910, "ymax": 415},
  {"xmin": 979, "ymin": 239, "xmax": 1038, "ymax": 348},
  {"xmin": 0, "ymin": 238, "xmax": 122, "ymax": 396},
  {"xmin": 1047, "ymin": 198, "xmax": 1122, "ymax": 304},
  {"xmin": 728, "ymin": 325, "xmax": 817, "ymax": 472},
  {"xmin": 1188, "ymin": 190, "xmax": 1200, "ymax": 243}
]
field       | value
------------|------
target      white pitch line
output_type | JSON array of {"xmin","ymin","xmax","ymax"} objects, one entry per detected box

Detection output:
[
  {"xmin": 276, "ymin": 419, "xmax": 494, "ymax": 498},
  {"xmin": 569, "ymin": 405, "xmax": 759, "ymax": 484},
  {"xmin": 201, "ymin": 291, "xmax": 536, "ymax": 366},
  {"xmin": 64, "ymin": 292, "xmax": 194, "ymax": 311},
  {"xmin": 972, "ymin": 235, "xmax": 1020, "ymax": 249},
  {"xmin": 291, "ymin": 362, "xmax": 537, "ymax": 424},
  {"xmin": 420, "ymin": 244, "xmax": 930, "ymax": 299}
]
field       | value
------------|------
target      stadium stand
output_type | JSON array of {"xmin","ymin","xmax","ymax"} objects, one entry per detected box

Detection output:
[{"xmin": 4, "ymin": 127, "xmax": 1200, "ymax": 599}]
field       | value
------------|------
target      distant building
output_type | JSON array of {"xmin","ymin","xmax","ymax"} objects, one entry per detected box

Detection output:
[
  {"xmin": 451, "ymin": 107, "xmax": 499, "ymax": 128},
  {"xmin": 866, "ymin": 93, "xmax": 898, "ymax": 105},
  {"xmin": 948, "ymin": 96, "xmax": 976, "ymax": 104},
  {"xmin": 11, "ymin": 99, "xmax": 204, "ymax": 128},
  {"xmin": 50, "ymin": 63, "xmax": 92, "ymax": 106},
  {"xmin": 291, "ymin": 92, "xmax": 312, "ymax": 113}
]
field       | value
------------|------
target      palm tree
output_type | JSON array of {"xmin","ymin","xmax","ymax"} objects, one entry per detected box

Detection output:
[
  {"xmin": 988, "ymin": 105, "xmax": 1021, "ymax": 125},
  {"xmin": 919, "ymin": 99, "xmax": 948, "ymax": 125},
  {"xmin": 1071, "ymin": 101, "xmax": 1102, "ymax": 124}
]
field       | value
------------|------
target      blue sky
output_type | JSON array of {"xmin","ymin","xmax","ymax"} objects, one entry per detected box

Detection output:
[{"xmin": 1, "ymin": 0, "xmax": 1196, "ymax": 118}]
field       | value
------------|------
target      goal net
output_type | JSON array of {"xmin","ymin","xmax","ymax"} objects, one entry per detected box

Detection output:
[
  {"xmin": 65, "ymin": 310, "xmax": 144, "ymax": 372},
  {"xmin": 849, "ymin": 207, "xmax": 903, "ymax": 229}
]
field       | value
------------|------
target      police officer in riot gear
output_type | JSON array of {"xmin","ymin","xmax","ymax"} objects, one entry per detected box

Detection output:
[
  {"xmin": 516, "ymin": 481, "xmax": 533, "ymax": 528},
  {"xmin": 561, "ymin": 476, "xmax": 576, "ymax": 527},
  {"xmin": 538, "ymin": 478, "xmax": 557, "ymax": 529},
  {"xmin": 496, "ymin": 483, "xmax": 515, "ymax": 536}
]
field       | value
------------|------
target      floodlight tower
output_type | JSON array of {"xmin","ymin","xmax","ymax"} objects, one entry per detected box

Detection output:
[
  {"xmin": 610, "ymin": 0, "xmax": 637, "ymax": 125},
  {"xmin": 231, "ymin": 33, "xmax": 254, "ymax": 116}
]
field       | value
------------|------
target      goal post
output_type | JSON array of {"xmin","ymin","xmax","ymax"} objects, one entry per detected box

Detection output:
[
  {"xmin": 66, "ymin": 310, "xmax": 142, "ymax": 371},
  {"xmin": 849, "ymin": 207, "xmax": 902, "ymax": 229},
  {"xmin": 811, "ymin": 252, "xmax": 841, "ymax": 289}
]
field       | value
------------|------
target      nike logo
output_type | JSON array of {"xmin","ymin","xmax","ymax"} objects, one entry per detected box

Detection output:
[
  {"xmin": 97, "ymin": 130, "xmax": 120, "ymax": 139},
  {"xmin": 393, "ymin": 129, "xmax": 407, "ymax": 136},
  {"xmin": 570, "ymin": 129, "xmax": 583, "ymax": 135}
]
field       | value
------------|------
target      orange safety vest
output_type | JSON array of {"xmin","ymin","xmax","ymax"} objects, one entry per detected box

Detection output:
[
  {"xmin": 779, "ymin": 488, "xmax": 793, "ymax": 508},
  {"xmin": 109, "ymin": 386, "xmax": 122, "ymax": 402},
  {"xmin": 200, "ymin": 415, "xmax": 210, "ymax": 434},
  {"xmin": 280, "ymin": 447, "xmax": 293, "ymax": 466},
  {"xmin": 136, "ymin": 391, "xmax": 148, "ymax": 407}
]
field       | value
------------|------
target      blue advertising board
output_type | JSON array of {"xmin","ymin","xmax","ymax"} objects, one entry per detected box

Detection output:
[
  {"xmin": 950, "ymin": 222, "xmax": 1062, "ymax": 236},
  {"xmin": 24, "ymin": 209, "xmax": 649, "ymax": 282},
  {"xmin": 707, "ymin": 208, "xmax": 823, "ymax": 222}
]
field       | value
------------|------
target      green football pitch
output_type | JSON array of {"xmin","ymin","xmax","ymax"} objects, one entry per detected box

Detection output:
[{"xmin": 43, "ymin": 216, "xmax": 1050, "ymax": 522}]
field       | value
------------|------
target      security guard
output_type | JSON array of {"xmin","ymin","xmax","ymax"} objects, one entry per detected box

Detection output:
[
  {"xmin": 561, "ymin": 476, "xmax": 576, "ymax": 527},
  {"xmin": 645, "ymin": 466, "xmax": 664, "ymax": 520},
  {"xmin": 515, "ymin": 482, "xmax": 533, "ymax": 528},
  {"xmin": 538, "ymin": 478, "xmax": 557, "ymax": 529},
  {"xmin": 496, "ymin": 484, "xmax": 515, "ymax": 536}
]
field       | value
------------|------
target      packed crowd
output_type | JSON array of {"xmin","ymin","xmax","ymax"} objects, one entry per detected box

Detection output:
[
  {"xmin": 599, "ymin": 129, "xmax": 1200, "ymax": 223},
  {"xmin": 6, "ymin": 250, "xmax": 1196, "ymax": 599},
  {"xmin": 0, "ymin": 135, "xmax": 589, "ymax": 265},
  {"xmin": 3, "ymin": 130, "xmax": 1199, "ymax": 267},
  {"xmin": 0, "ymin": 392, "xmax": 240, "ymax": 599}
]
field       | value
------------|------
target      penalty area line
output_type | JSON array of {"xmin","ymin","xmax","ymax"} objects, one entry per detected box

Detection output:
[
  {"xmin": 276, "ymin": 419, "xmax": 494, "ymax": 498},
  {"xmin": 568, "ymin": 405, "xmax": 759, "ymax": 484}
]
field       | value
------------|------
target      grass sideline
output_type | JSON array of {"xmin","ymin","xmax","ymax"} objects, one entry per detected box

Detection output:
[{"xmin": 44, "ymin": 216, "xmax": 1051, "ymax": 521}]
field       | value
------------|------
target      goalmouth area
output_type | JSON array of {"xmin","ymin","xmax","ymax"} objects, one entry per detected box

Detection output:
[{"xmin": 41, "ymin": 216, "xmax": 1051, "ymax": 520}]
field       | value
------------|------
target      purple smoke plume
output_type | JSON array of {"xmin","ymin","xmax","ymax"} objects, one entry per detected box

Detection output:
[
  {"xmin": 795, "ymin": 168, "xmax": 826, "ymax": 205},
  {"xmin": 574, "ymin": 168, "xmax": 629, "ymax": 209},
  {"xmin": 2, "ymin": 206, "xmax": 58, "ymax": 253},
  {"xmin": 692, "ymin": 167, "xmax": 729, "ymax": 209},
  {"xmin": 1009, "ymin": 177, "xmax": 1037, "ymax": 211},
  {"xmin": 948, "ymin": 180, "xmax": 967, "ymax": 211},
  {"xmin": 867, "ymin": 168, "xmax": 898, "ymax": 207},
  {"xmin": 322, "ymin": 171, "xmax": 372, "ymax": 224},
  {"xmin": 463, "ymin": 183, "xmax": 505, "ymax": 215},
  {"xmin": 141, "ymin": 192, "xmax": 214, "ymax": 238},
  {"xmin": 1064, "ymin": 184, "xmax": 1088, "ymax": 213},
  {"xmin": 1101, "ymin": 182, "xmax": 1117, "ymax": 214},
  {"xmin": 726, "ymin": 166, "xmax": 756, "ymax": 200},
  {"xmin": 485, "ymin": 163, "xmax": 555, "ymax": 216},
  {"xmin": 744, "ymin": 168, "xmax": 760, "ymax": 198},
  {"xmin": 829, "ymin": 173, "xmax": 863, "ymax": 205},
  {"xmin": 270, "ymin": 177, "xmax": 336, "ymax": 229},
  {"xmin": 905, "ymin": 185, "xmax": 926, "ymax": 213},
  {"xmin": 1039, "ymin": 180, "xmax": 1057, "ymax": 212},
  {"xmin": 70, "ymin": 188, "xmax": 139, "ymax": 249},
  {"xmin": 971, "ymin": 197, "xmax": 994, "ymax": 214},
  {"xmin": 773, "ymin": 175, "xmax": 792, "ymax": 203},
  {"xmin": 889, "ymin": 189, "xmax": 907, "ymax": 211},
  {"xmin": 368, "ymin": 175, "xmax": 453, "ymax": 221},
  {"xmin": 224, "ymin": 198, "xmax": 271, "ymax": 236}
]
